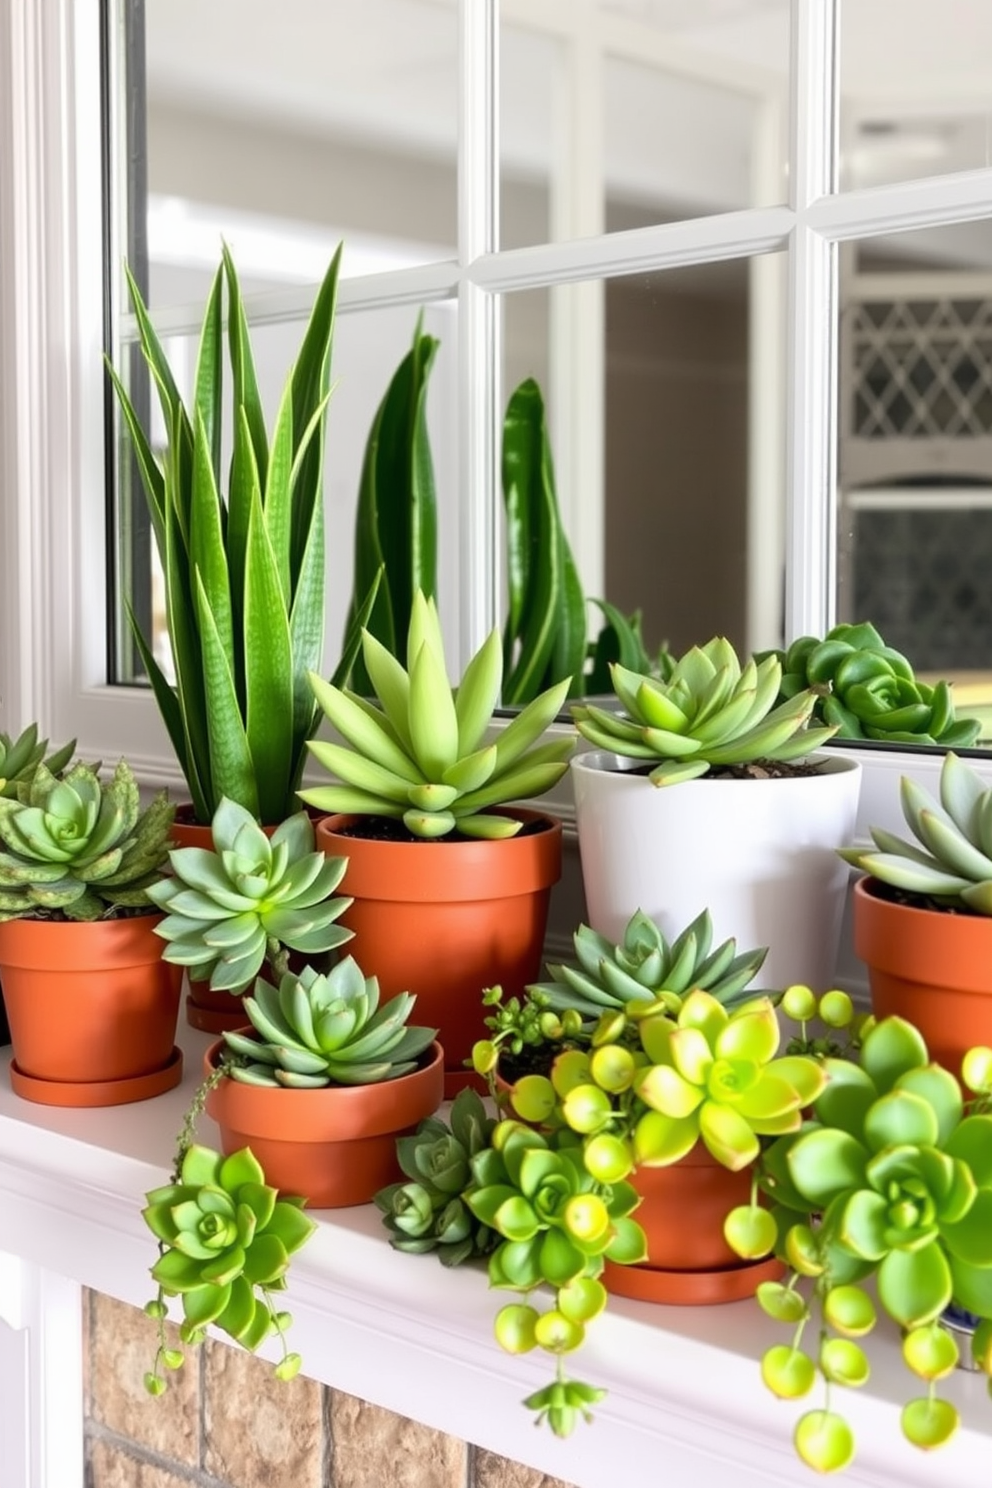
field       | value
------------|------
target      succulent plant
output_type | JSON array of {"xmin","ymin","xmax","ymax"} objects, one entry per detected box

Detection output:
[
  {"xmin": 527, "ymin": 907, "xmax": 768, "ymax": 1023},
  {"xmin": 726, "ymin": 1016, "xmax": 992, "ymax": 1473},
  {"xmin": 148, "ymin": 798, "xmax": 353, "ymax": 991},
  {"xmin": 142, "ymin": 1143, "xmax": 316, "ymax": 1392},
  {"xmin": 771, "ymin": 622, "xmax": 981, "ymax": 748},
  {"xmin": 0, "ymin": 759, "xmax": 173, "ymax": 920},
  {"xmin": 375, "ymin": 1087, "xmax": 501, "ymax": 1264},
  {"xmin": 839, "ymin": 750, "xmax": 992, "ymax": 914},
  {"xmin": 463, "ymin": 1119, "xmax": 646, "ymax": 1437},
  {"xmin": 0, "ymin": 724, "xmax": 75, "ymax": 800},
  {"xmin": 571, "ymin": 637, "xmax": 836, "ymax": 786},
  {"xmin": 221, "ymin": 957, "xmax": 436, "ymax": 1086},
  {"xmin": 300, "ymin": 588, "xmax": 573, "ymax": 839}
]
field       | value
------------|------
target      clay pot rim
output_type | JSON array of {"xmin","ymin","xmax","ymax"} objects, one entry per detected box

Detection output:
[
  {"xmin": 571, "ymin": 749, "xmax": 861, "ymax": 787},
  {"xmin": 203, "ymin": 1035, "xmax": 445, "ymax": 1140}
]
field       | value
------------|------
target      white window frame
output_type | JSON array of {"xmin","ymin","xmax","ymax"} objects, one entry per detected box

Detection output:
[{"xmin": 4, "ymin": 0, "xmax": 992, "ymax": 790}]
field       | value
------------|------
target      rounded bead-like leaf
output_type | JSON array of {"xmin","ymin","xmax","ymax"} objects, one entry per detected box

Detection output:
[
  {"xmin": 793, "ymin": 1410, "xmax": 855, "ymax": 1474},
  {"xmin": 761, "ymin": 1345, "xmax": 815, "ymax": 1400}
]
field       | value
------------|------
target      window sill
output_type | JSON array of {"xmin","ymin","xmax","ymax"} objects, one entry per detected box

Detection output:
[{"xmin": 1, "ymin": 1021, "xmax": 990, "ymax": 1488}]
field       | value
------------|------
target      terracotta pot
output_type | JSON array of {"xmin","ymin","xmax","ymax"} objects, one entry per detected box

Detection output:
[
  {"xmin": 602, "ymin": 1144, "xmax": 783, "ymax": 1305},
  {"xmin": 204, "ymin": 1036, "xmax": 444, "ymax": 1207},
  {"xmin": 314, "ymin": 810, "xmax": 563, "ymax": 1097},
  {"xmin": 0, "ymin": 913, "xmax": 183, "ymax": 1106},
  {"xmin": 854, "ymin": 876, "xmax": 992, "ymax": 1075}
]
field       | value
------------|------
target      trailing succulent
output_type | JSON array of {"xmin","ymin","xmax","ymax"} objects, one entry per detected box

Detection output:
[
  {"xmin": 221, "ymin": 958, "xmax": 436, "ymax": 1087},
  {"xmin": 301, "ymin": 588, "xmax": 573, "ymax": 839},
  {"xmin": 769, "ymin": 621, "xmax": 980, "ymax": 747},
  {"xmin": 725, "ymin": 1013, "xmax": 992, "ymax": 1474},
  {"xmin": 0, "ymin": 724, "xmax": 75, "ymax": 800},
  {"xmin": 525, "ymin": 907, "xmax": 768, "ymax": 1024},
  {"xmin": 143, "ymin": 1143, "xmax": 316, "ymax": 1393},
  {"xmin": 148, "ymin": 798, "xmax": 353, "ymax": 991},
  {"xmin": 840, "ymin": 750, "xmax": 992, "ymax": 914},
  {"xmin": 572, "ymin": 636, "xmax": 836, "ymax": 786},
  {"xmin": 375, "ymin": 1087, "xmax": 501, "ymax": 1265},
  {"xmin": 0, "ymin": 760, "xmax": 174, "ymax": 920}
]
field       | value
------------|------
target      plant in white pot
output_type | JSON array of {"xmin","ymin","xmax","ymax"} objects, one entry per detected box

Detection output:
[
  {"xmin": 299, "ymin": 588, "xmax": 573, "ymax": 1095},
  {"xmin": 570, "ymin": 637, "xmax": 862, "ymax": 989}
]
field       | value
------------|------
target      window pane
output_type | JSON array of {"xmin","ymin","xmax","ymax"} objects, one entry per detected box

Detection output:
[
  {"xmin": 502, "ymin": 255, "xmax": 785, "ymax": 670},
  {"xmin": 139, "ymin": 0, "xmax": 458, "ymax": 308},
  {"xmin": 840, "ymin": 0, "xmax": 992, "ymax": 191},
  {"xmin": 838, "ymin": 222, "xmax": 992, "ymax": 738},
  {"xmin": 501, "ymin": 2, "xmax": 789, "ymax": 251}
]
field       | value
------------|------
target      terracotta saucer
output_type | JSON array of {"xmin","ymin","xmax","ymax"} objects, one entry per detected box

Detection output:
[
  {"xmin": 602, "ymin": 1252, "xmax": 784, "ymax": 1306},
  {"xmin": 186, "ymin": 993, "xmax": 249, "ymax": 1035},
  {"xmin": 9, "ymin": 1045, "xmax": 184, "ymax": 1108}
]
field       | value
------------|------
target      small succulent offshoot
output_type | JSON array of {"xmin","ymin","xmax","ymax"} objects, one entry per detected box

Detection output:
[
  {"xmin": 148, "ymin": 798, "xmax": 353, "ymax": 991},
  {"xmin": 840, "ymin": 750, "xmax": 992, "ymax": 914},
  {"xmin": 0, "ymin": 759, "xmax": 173, "ymax": 920},
  {"xmin": 572, "ymin": 636, "xmax": 836, "ymax": 786},
  {"xmin": 0, "ymin": 724, "xmax": 75, "ymax": 800},
  {"xmin": 300, "ymin": 588, "xmax": 573, "ymax": 840}
]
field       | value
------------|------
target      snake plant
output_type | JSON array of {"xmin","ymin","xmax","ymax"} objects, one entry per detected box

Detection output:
[
  {"xmin": 301, "ymin": 588, "xmax": 573, "ymax": 839},
  {"xmin": 107, "ymin": 245, "xmax": 375, "ymax": 826},
  {"xmin": 572, "ymin": 636, "xmax": 836, "ymax": 785},
  {"xmin": 0, "ymin": 759, "xmax": 174, "ymax": 920}
]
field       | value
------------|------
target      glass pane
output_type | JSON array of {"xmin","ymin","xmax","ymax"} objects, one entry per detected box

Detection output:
[
  {"xmin": 840, "ymin": 0, "xmax": 992, "ymax": 191},
  {"xmin": 501, "ymin": 2, "xmax": 789, "ymax": 250},
  {"xmin": 113, "ymin": 297, "xmax": 459, "ymax": 685},
  {"xmin": 501, "ymin": 254, "xmax": 785, "ymax": 685},
  {"xmin": 837, "ymin": 222, "xmax": 992, "ymax": 740},
  {"xmin": 138, "ymin": 0, "xmax": 458, "ymax": 309}
]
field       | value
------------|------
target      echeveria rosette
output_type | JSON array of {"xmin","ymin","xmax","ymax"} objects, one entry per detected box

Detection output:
[
  {"xmin": 728, "ymin": 1017, "xmax": 992, "ymax": 1473},
  {"xmin": 221, "ymin": 957, "xmax": 436, "ymax": 1087},
  {"xmin": 630, "ymin": 991, "xmax": 827, "ymax": 1172},
  {"xmin": 300, "ymin": 589, "xmax": 573, "ymax": 841},
  {"xmin": 0, "ymin": 759, "xmax": 174, "ymax": 920},
  {"xmin": 375, "ymin": 1088, "xmax": 501, "ymax": 1265},
  {"xmin": 464, "ymin": 1120, "xmax": 646, "ymax": 1437},
  {"xmin": 840, "ymin": 752, "xmax": 992, "ymax": 916},
  {"xmin": 142, "ymin": 1144, "xmax": 316, "ymax": 1392},
  {"xmin": 527, "ymin": 907, "xmax": 768, "ymax": 1024},
  {"xmin": 772, "ymin": 622, "xmax": 980, "ymax": 747},
  {"xmin": 571, "ymin": 636, "xmax": 836, "ymax": 787},
  {"xmin": 148, "ymin": 798, "xmax": 352, "ymax": 991}
]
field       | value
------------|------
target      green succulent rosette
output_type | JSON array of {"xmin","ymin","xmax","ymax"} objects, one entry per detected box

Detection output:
[
  {"xmin": 142, "ymin": 1144, "xmax": 316, "ymax": 1389},
  {"xmin": 773, "ymin": 622, "xmax": 980, "ymax": 747},
  {"xmin": 148, "ymin": 798, "xmax": 352, "ymax": 991},
  {"xmin": 222, "ymin": 958, "xmax": 436, "ymax": 1087},
  {"xmin": 572, "ymin": 636, "xmax": 836, "ymax": 786},
  {"xmin": 0, "ymin": 759, "xmax": 173, "ymax": 920}
]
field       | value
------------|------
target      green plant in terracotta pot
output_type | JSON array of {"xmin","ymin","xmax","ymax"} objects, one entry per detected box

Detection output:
[
  {"xmin": 568, "ymin": 635, "xmax": 862, "ymax": 992},
  {"xmin": 724, "ymin": 1010, "xmax": 992, "ymax": 1474},
  {"xmin": 0, "ymin": 758, "xmax": 182, "ymax": 1104},
  {"xmin": 840, "ymin": 749, "xmax": 992, "ymax": 1073},
  {"xmin": 300, "ymin": 588, "xmax": 573, "ymax": 1094},
  {"xmin": 107, "ymin": 245, "xmax": 376, "ymax": 830}
]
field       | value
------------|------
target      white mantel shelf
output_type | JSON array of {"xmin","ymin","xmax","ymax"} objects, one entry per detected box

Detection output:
[{"xmin": 1, "ymin": 1021, "xmax": 991, "ymax": 1488}]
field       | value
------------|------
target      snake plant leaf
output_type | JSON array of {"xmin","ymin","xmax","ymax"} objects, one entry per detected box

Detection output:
[
  {"xmin": 243, "ymin": 485, "xmax": 294, "ymax": 825},
  {"xmin": 194, "ymin": 569, "xmax": 259, "ymax": 820},
  {"xmin": 192, "ymin": 262, "xmax": 223, "ymax": 490},
  {"xmin": 347, "ymin": 316, "xmax": 439, "ymax": 696}
]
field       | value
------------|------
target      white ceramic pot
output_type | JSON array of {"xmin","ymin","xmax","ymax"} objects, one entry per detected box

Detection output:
[{"xmin": 570, "ymin": 749, "xmax": 862, "ymax": 991}]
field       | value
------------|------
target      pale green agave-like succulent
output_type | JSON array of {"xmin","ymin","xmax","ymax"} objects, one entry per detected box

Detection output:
[
  {"xmin": 840, "ymin": 750, "xmax": 992, "ymax": 914},
  {"xmin": 301, "ymin": 589, "xmax": 573, "ymax": 839},
  {"xmin": 0, "ymin": 760, "xmax": 173, "ymax": 920},
  {"xmin": 222, "ymin": 958, "xmax": 436, "ymax": 1086},
  {"xmin": 572, "ymin": 636, "xmax": 836, "ymax": 786},
  {"xmin": 148, "ymin": 798, "xmax": 352, "ymax": 991},
  {"xmin": 0, "ymin": 724, "xmax": 75, "ymax": 799},
  {"xmin": 528, "ymin": 907, "xmax": 767, "ymax": 1021}
]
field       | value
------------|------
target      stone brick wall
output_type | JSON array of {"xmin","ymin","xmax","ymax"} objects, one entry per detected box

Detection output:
[{"xmin": 84, "ymin": 1291, "xmax": 576, "ymax": 1488}]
